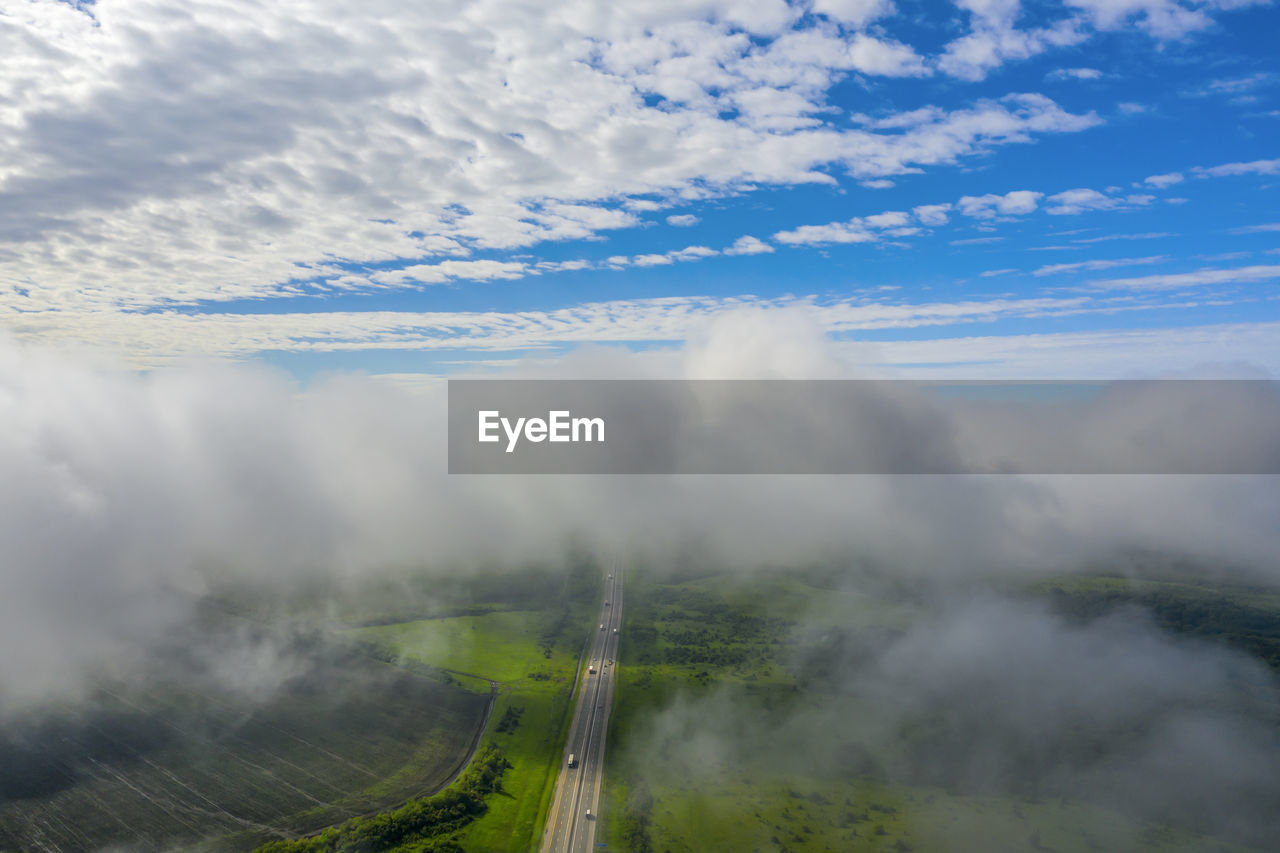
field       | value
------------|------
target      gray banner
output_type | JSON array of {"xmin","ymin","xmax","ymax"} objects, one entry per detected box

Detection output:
[{"xmin": 447, "ymin": 380, "xmax": 1280, "ymax": 474}]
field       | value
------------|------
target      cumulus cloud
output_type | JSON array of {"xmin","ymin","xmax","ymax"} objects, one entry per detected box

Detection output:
[
  {"xmin": 845, "ymin": 33, "xmax": 930, "ymax": 77},
  {"xmin": 912, "ymin": 203, "xmax": 952, "ymax": 226},
  {"xmin": 723, "ymin": 235, "xmax": 774, "ymax": 255},
  {"xmin": 957, "ymin": 189, "xmax": 1044, "ymax": 218},
  {"xmin": 939, "ymin": 0, "xmax": 1087, "ymax": 81},
  {"xmin": 811, "ymin": 0, "xmax": 896, "ymax": 27},
  {"xmin": 1145, "ymin": 171, "xmax": 1184, "ymax": 187},
  {"xmin": 1044, "ymin": 187, "xmax": 1154, "ymax": 214},
  {"xmin": 1065, "ymin": 0, "xmax": 1264, "ymax": 40},
  {"xmin": 0, "ymin": 3, "xmax": 1109, "ymax": 327}
]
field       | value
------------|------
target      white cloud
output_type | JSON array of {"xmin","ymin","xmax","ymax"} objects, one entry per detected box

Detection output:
[
  {"xmin": 1065, "ymin": 0, "xmax": 1214, "ymax": 39},
  {"xmin": 1200, "ymin": 72, "xmax": 1278, "ymax": 96},
  {"xmin": 774, "ymin": 220, "xmax": 877, "ymax": 245},
  {"xmin": 1144, "ymin": 172, "xmax": 1184, "ymax": 188},
  {"xmin": 8, "ymin": 291, "xmax": 1135, "ymax": 367},
  {"xmin": 951, "ymin": 236, "xmax": 1005, "ymax": 245},
  {"xmin": 369, "ymin": 260, "xmax": 529, "ymax": 287},
  {"xmin": 1049, "ymin": 67, "xmax": 1103, "ymax": 80},
  {"xmin": 846, "ymin": 33, "xmax": 930, "ymax": 77},
  {"xmin": 1044, "ymin": 187, "xmax": 1154, "ymax": 215},
  {"xmin": 865, "ymin": 321, "xmax": 1280, "ymax": 378},
  {"xmin": 669, "ymin": 245, "xmax": 719, "ymax": 261},
  {"xmin": 1194, "ymin": 158, "xmax": 1280, "ymax": 177},
  {"xmin": 1231, "ymin": 223, "xmax": 1280, "ymax": 234},
  {"xmin": 0, "ymin": 3, "xmax": 1102, "ymax": 316},
  {"xmin": 633, "ymin": 254, "xmax": 675, "ymax": 267},
  {"xmin": 629, "ymin": 244, "xmax": 719, "ymax": 266},
  {"xmin": 811, "ymin": 0, "xmax": 896, "ymax": 27},
  {"xmin": 774, "ymin": 206, "xmax": 930, "ymax": 246},
  {"xmin": 724, "ymin": 235, "xmax": 775, "ymax": 255},
  {"xmin": 666, "ymin": 214, "xmax": 701, "ymax": 227},
  {"xmin": 957, "ymin": 190, "xmax": 1043, "ymax": 219},
  {"xmin": 1033, "ymin": 255, "xmax": 1167, "ymax": 276},
  {"xmin": 913, "ymin": 203, "xmax": 952, "ymax": 226},
  {"xmin": 1091, "ymin": 264, "xmax": 1280, "ymax": 290},
  {"xmin": 1072, "ymin": 231, "xmax": 1172, "ymax": 243},
  {"xmin": 864, "ymin": 210, "xmax": 911, "ymax": 229},
  {"xmin": 939, "ymin": 1, "xmax": 1087, "ymax": 81}
]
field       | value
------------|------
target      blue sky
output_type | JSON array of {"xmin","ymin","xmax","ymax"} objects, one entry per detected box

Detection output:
[{"xmin": 2, "ymin": 0, "xmax": 1278, "ymax": 377}]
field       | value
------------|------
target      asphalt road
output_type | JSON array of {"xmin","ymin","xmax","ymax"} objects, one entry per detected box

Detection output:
[{"xmin": 539, "ymin": 561, "xmax": 623, "ymax": 853}]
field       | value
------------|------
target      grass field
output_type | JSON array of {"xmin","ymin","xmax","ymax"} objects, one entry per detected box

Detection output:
[
  {"xmin": 1028, "ymin": 574, "xmax": 1280, "ymax": 671},
  {"xmin": 343, "ymin": 562, "xmax": 600, "ymax": 852},
  {"xmin": 617, "ymin": 772, "xmax": 1255, "ymax": 853},
  {"xmin": 599, "ymin": 569, "xmax": 1267, "ymax": 853},
  {"xmin": 0, "ymin": 647, "xmax": 490, "ymax": 852},
  {"xmin": 0, "ymin": 559, "xmax": 600, "ymax": 853}
]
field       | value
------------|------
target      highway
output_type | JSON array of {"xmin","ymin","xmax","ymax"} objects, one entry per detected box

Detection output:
[{"xmin": 539, "ymin": 560, "xmax": 623, "ymax": 853}]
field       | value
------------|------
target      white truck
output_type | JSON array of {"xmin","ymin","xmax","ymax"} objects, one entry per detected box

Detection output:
[{"xmin": 567, "ymin": 753, "xmax": 577, "ymax": 768}]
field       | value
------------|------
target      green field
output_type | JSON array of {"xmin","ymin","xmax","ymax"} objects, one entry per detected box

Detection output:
[
  {"xmin": 0, "ymin": 559, "xmax": 600, "ymax": 853},
  {"xmin": 600, "ymin": 568, "xmax": 1271, "ymax": 853},
  {"xmin": 0, "ymin": 645, "xmax": 490, "ymax": 852},
  {"xmin": 342, "ymin": 561, "xmax": 600, "ymax": 852},
  {"xmin": 610, "ymin": 772, "xmax": 1255, "ymax": 853}
]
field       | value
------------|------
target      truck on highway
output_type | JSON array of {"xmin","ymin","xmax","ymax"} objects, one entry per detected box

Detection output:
[
  {"xmin": 588, "ymin": 664, "xmax": 597, "ymax": 674},
  {"xmin": 600, "ymin": 623, "xmax": 604, "ymax": 630},
  {"xmin": 567, "ymin": 754, "xmax": 577, "ymax": 768}
]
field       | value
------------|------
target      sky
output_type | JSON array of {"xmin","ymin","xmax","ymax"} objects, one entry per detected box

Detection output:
[{"xmin": 1, "ymin": 0, "xmax": 1278, "ymax": 378}]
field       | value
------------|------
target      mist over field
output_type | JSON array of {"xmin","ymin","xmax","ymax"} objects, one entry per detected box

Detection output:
[
  {"xmin": 2, "ymin": 310, "xmax": 1278, "ymax": 721},
  {"xmin": 623, "ymin": 592, "xmax": 1280, "ymax": 846}
]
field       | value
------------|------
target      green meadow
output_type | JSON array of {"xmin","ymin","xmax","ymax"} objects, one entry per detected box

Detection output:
[
  {"xmin": 599, "ymin": 568, "xmax": 1268, "ymax": 853},
  {"xmin": 344, "ymin": 561, "xmax": 599, "ymax": 852}
]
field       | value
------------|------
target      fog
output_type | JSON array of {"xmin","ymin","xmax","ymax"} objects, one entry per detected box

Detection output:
[
  {"xmin": 626, "ymin": 594, "xmax": 1280, "ymax": 845},
  {"xmin": 2, "ymin": 309, "xmax": 1280, "ymax": 845},
  {"xmin": 2, "ymin": 311, "xmax": 1278, "ymax": 715}
]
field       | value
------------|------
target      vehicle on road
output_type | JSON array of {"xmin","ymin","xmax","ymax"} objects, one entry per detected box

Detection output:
[
  {"xmin": 567, "ymin": 753, "xmax": 576, "ymax": 767},
  {"xmin": 585, "ymin": 809, "xmax": 592, "ymax": 819},
  {"xmin": 588, "ymin": 664, "xmax": 596, "ymax": 674}
]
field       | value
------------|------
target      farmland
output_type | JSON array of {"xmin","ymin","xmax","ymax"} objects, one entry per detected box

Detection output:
[
  {"xmin": 0, "ymin": 558, "xmax": 599, "ymax": 852},
  {"xmin": 346, "ymin": 559, "xmax": 599, "ymax": 852},
  {"xmin": 599, "ymin": 566, "xmax": 1274, "ymax": 853},
  {"xmin": 0, "ymin": 640, "xmax": 489, "ymax": 851}
]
